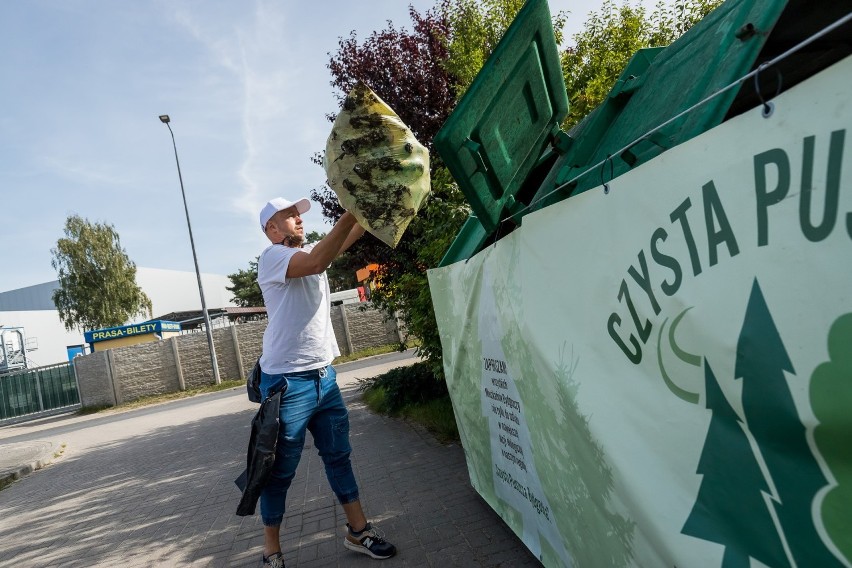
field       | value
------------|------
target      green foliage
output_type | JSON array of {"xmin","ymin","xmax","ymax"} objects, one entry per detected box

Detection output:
[
  {"xmin": 648, "ymin": 0, "xmax": 725, "ymax": 44},
  {"xmin": 440, "ymin": 0, "xmax": 525, "ymax": 95},
  {"xmin": 227, "ymin": 257, "xmax": 263, "ymax": 307},
  {"xmin": 365, "ymin": 168, "xmax": 468, "ymax": 380},
  {"xmin": 404, "ymin": 397, "xmax": 459, "ymax": 443},
  {"xmin": 562, "ymin": 0, "xmax": 721, "ymax": 129},
  {"xmin": 50, "ymin": 214, "xmax": 152, "ymax": 332},
  {"xmin": 441, "ymin": 0, "xmax": 566, "ymax": 97},
  {"xmin": 327, "ymin": 248, "xmax": 364, "ymax": 292},
  {"xmin": 361, "ymin": 363, "xmax": 459, "ymax": 442},
  {"xmin": 303, "ymin": 230, "xmax": 362, "ymax": 292},
  {"xmin": 359, "ymin": 361, "xmax": 449, "ymax": 413},
  {"xmin": 305, "ymin": 230, "xmax": 324, "ymax": 244},
  {"xmin": 362, "ymin": 385, "xmax": 390, "ymax": 414}
]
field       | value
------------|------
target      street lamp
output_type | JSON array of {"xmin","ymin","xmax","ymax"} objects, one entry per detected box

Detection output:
[{"xmin": 159, "ymin": 114, "xmax": 221, "ymax": 384}]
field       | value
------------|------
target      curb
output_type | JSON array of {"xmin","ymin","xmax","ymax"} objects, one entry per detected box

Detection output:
[{"xmin": 0, "ymin": 441, "xmax": 58, "ymax": 489}]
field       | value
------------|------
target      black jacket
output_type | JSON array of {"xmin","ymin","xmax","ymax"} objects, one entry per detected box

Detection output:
[
  {"xmin": 235, "ymin": 388, "xmax": 282, "ymax": 516},
  {"xmin": 246, "ymin": 357, "xmax": 262, "ymax": 403}
]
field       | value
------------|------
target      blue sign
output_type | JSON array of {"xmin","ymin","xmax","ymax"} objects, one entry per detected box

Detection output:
[
  {"xmin": 67, "ymin": 345, "xmax": 86, "ymax": 360},
  {"xmin": 84, "ymin": 320, "xmax": 181, "ymax": 343}
]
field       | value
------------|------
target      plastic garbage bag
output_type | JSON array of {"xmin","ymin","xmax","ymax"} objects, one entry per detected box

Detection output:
[{"xmin": 324, "ymin": 82, "xmax": 430, "ymax": 248}]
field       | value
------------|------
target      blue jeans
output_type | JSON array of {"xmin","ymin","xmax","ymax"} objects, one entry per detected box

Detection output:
[{"xmin": 258, "ymin": 365, "xmax": 360, "ymax": 526}]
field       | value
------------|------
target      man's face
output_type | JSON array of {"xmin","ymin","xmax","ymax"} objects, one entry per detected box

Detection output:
[{"xmin": 265, "ymin": 206, "xmax": 304, "ymax": 245}]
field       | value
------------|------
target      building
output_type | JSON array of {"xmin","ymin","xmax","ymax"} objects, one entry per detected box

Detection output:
[{"xmin": 0, "ymin": 267, "xmax": 238, "ymax": 367}]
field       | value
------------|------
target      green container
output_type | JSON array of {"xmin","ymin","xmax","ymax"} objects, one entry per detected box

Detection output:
[
  {"xmin": 437, "ymin": 0, "xmax": 797, "ymax": 266},
  {"xmin": 434, "ymin": 0, "xmax": 568, "ymax": 238},
  {"xmin": 537, "ymin": 0, "xmax": 789, "ymax": 209}
]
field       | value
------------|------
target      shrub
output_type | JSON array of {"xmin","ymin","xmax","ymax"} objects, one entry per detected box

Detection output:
[{"xmin": 359, "ymin": 361, "xmax": 449, "ymax": 413}]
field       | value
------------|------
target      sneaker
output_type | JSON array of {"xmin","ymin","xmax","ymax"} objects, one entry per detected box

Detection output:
[
  {"xmin": 344, "ymin": 522, "xmax": 397, "ymax": 559},
  {"xmin": 262, "ymin": 552, "xmax": 285, "ymax": 568}
]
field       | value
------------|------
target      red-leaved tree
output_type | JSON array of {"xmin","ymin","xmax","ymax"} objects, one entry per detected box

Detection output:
[{"xmin": 311, "ymin": 6, "xmax": 469, "ymax": 376}]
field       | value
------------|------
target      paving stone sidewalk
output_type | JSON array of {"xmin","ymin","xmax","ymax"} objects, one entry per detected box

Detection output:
[{"xmin": 0, "ymin": 353, "xmax": 541, "ymax": 567}]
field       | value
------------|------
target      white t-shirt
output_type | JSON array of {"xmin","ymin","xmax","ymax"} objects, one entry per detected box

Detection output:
[{"xmin": 257, "ymin": 243, "xmax": 340, "ymax": 373}]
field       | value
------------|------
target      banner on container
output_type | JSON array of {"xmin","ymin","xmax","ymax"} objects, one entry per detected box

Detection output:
[{"xmin": 428, "ymin": 56, "xmax": 852, "ymax": 567}]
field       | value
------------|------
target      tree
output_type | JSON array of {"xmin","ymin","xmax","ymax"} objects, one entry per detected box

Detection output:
[
  {"xmin": 305, "ymin": 230, "xmax": 324, "ymax": 244},
  {"xmin": 227, "ymin": 258, "xmax": 263, "ymax": 307},
  {"xmin": 562, "ymin": 0, "xmax": 721, "ymax": 129},
  {"xmin": 51, "ymin": 214, "xmax": 152, "ymax": 332},
  {"xmin": 326, "ymin": 6, "xmax": 457, "ymax": 152},
  {"xmin": 313, "ymin": 4, "xmax": 468, "ymax": 376},
  {"xmin": 327, "ymin": 250, "xmax": 363, "ymax": 292},
  {"xmin": 441, "ymin": 0, "xmax": 565, "ymax": 96}
]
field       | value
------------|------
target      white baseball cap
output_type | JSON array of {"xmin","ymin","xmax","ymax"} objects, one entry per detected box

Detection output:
[{"xmin": 259, "ymin": 197, "xmax": 311, "ymax": 231}]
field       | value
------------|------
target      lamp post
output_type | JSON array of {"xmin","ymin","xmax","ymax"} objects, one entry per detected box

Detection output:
[{"xmin": 159, "ymin": 114, "xmax": 221, "ymax": 384}]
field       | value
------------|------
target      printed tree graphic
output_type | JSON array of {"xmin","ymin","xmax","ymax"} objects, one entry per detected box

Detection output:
[
  {"xmin": 735, "ymin": 279, "xmax": 842, "ymax": 567},
  {"xmin": 526, "ymin": 343, "xmax": 635, "ymax": 567},
  {"xmin": 682, "ymin": 361, "xmax": 789, "ymax": 568},
  {"xmin": 810, "ymin": 312, "xmax": 852, "ymax": 563},
  {"xmin": 491, "ymin": 244, "xmax": 634, "ymax": 567}
]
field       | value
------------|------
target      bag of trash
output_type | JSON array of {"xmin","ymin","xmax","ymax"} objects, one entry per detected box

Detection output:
[{"xmin": 324, "ymin": 82, "xmax": 430, "ymax": 248}]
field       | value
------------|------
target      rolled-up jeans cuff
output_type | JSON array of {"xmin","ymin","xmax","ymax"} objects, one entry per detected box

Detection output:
[
  {"xmin": 338, "ymin": 491, "xmax": 360, "ymax": 505},
  {"xmin": 262, "ymin": 515, "xmax": 283, "ymax": 527}
]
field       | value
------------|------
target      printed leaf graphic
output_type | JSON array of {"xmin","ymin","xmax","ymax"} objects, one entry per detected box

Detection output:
[{"xmin": 810, "ymin": 313, "xmax": 852, "ymax": 563}]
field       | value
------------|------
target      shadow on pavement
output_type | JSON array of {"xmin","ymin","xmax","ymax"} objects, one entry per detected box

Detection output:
[{"xmin": 0, "ymin": 372, "xmax": 541, "ymax": 567}]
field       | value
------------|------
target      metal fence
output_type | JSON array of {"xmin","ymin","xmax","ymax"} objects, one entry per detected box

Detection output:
[{"xmin": 0, "ymin": 362, "xmax": 80, "ymax": 422}]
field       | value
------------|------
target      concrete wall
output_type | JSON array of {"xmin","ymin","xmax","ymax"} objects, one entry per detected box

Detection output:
[
  {"xmin": 74, "ymin": 350, "xmax": 118, "ymax": 408},
  {"xmin": 111, "ymin": 339, "xmax": 179, "ymax": 402},
  {"xmin": 74, "ymin": 303, "xmax": 401, "ymax": 408},
  {"xmin": 330, "ymin": 303, "xmax": 402, "ymax": 356}
]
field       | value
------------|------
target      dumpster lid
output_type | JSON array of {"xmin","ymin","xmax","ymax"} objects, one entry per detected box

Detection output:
[
  {"xmin": 545, "ymin": 0, "xmax": 791, "ymax": 202},
  {"xmin": 434, "ymin": 0, "xmax": 568, "ymax": 233}
]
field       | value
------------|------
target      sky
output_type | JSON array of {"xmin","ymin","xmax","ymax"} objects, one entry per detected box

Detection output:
[{"xmin": 0, "ymin": 0, "xmax": 654, "ymax": 293}]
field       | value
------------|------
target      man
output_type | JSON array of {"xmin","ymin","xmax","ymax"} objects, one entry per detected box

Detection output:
[{"xmin": 256, "ymin": 197, "xmax": 396, "ymax": 568}]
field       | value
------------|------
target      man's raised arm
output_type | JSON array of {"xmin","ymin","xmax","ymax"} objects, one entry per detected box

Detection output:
[{"xmin": 287, "ymin": 212, "xmax": 359, "ymax": 278}]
